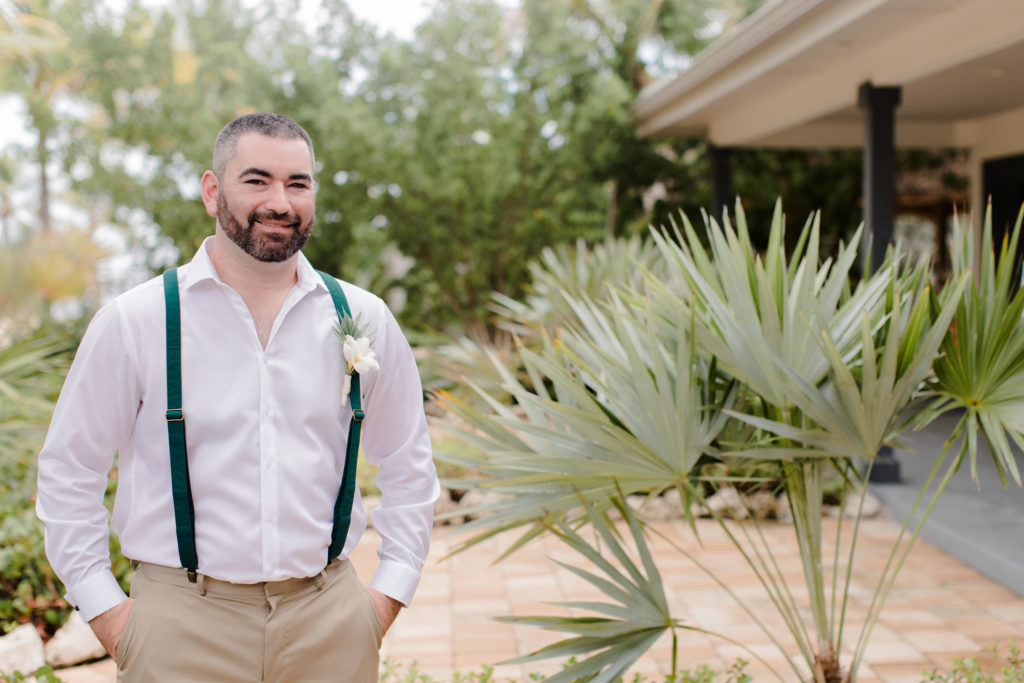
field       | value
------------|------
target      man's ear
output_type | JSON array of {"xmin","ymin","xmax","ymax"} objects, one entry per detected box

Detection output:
[{"xmin": 200, "ymin": 170, "xmax": 220, "ymax": 217}]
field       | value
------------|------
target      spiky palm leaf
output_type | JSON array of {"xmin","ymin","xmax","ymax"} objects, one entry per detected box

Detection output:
[
  {"xmin": 648, "ymin": 201, "xmax": 889, "ymax": 411},
  {"xmin": 492, "ymin": 235, "xmax": 666, "ymax": 338},
  {"xmin": 437, "ymin": 288, "xmax": 733, "ymax": 554},
  {"xmin": 0, "ymin": 332, "xmax": 70, "ymax": 458},
  {"xmin": 925, "ymin": 204, "xmax": 1024, "ymax": 486},
  {"xmin": 497, "ymin": 497, "xmax": 691, "ymax": 683}
]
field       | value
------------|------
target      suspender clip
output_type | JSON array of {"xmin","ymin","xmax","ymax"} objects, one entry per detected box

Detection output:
[
  {"xmin": 166, "ymin": 409, "xmax": 185, "ymax": 422},
  {"xmin": 353, "ymin": 409, "xmax": 365, "ymax": 422},
  {"xmin": 186, "ymin": 569, "xmax": 197, "ymax": 583}
]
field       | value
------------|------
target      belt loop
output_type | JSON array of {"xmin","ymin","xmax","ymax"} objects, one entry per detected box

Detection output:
[
  {"xmin": 196, "ymin": 573, "xmax": 208, "ymax": 597},
  {"xmin": 313, "ymin": 568, "xmax": 328, "ymax": 591}
]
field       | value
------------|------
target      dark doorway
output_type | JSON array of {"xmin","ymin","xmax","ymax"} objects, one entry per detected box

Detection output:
[{"xmin": 982, "ymin": 153, "xmax": 1024, "ymax": 245}]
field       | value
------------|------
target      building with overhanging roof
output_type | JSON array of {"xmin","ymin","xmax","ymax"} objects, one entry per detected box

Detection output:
[{"xmin": 633, "ymin": 0, "xmax": 1024, "ymax": 266}]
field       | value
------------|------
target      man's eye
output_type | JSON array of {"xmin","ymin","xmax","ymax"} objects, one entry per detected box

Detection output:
[{"xmin": 245, "ymin": 179, "xmax": 265, "ymax": 185}]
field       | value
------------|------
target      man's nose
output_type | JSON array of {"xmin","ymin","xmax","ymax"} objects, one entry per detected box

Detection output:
[{"xmin": 264, "ymin": 182, "xmax": 291, "ymax": 213}]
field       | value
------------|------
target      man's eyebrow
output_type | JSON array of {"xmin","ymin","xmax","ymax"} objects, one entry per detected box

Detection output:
[
  {"xmin": 238, "ymin": 167, "xmax": 271, "ymax": 179},
  {"xmin": 237, "ymin": 168, "xmax": 312, "ymax": 183}
]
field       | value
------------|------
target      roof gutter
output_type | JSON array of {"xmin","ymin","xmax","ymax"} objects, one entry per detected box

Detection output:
[{"xmin": 634, "ymin": 0, "xmax": 827, "ymax": 115}]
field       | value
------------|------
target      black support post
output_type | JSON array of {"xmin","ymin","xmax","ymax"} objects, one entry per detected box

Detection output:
[
  {"xmin": 858, "ymin": 82, "xmax": 901, "ymax": 273},
  {"xmin": 858, "ymin": 82, "xmax": 903, "ymax": 484},
  {"xmin": 709, "ymin": 143, "xmax": 734, "ymax": 224}
]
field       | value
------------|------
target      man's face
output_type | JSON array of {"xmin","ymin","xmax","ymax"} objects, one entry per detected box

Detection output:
[{"xmin": 214, "ymin": 133, "xmax": 316, "ymax": 263}]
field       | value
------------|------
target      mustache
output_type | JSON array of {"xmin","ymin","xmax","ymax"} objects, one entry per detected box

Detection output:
[{"xmin": 249, "ymin": 211, "xmax": 301, "ymax": 229}]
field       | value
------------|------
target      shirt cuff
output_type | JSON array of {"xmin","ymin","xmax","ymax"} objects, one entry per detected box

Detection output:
[
  {"xmin": 369, "ymin": 558, "xmax": 422, "ymax": 607},
  {"xmin": 67, "ymin": 570, "xmax": 128, "ymax": 623}
]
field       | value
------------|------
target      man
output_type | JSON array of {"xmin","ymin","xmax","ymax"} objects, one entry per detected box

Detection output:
[{"xmin": 36, "ymin": 112, "xmax": 440, "ymax": 681}]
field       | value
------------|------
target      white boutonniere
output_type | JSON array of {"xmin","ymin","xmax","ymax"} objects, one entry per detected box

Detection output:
[{"xmin": 332, "ymin": 315, "xmax": 379, "ymax": 406}]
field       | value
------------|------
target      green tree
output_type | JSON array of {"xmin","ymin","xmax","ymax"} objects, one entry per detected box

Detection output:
[
  {"xmin": 1, "ymin": 0, "xmax": 72, "ymax": 236},
  {"xmin": 3, "ymin": 0, "xmax": 778, "ymax": 334},
  {"xmin": 311, "ymin": 0, "xmax": 771, "ymax": 331}
]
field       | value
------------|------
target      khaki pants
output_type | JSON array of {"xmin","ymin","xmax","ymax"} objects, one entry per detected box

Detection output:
[{"xmin": 115, "ymin": 559, "xmax": 382, "ymax": 682}]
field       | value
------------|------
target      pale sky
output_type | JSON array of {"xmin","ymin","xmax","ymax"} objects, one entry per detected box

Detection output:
[
  {"xmin": 344, "ymin": 0, "xmax": 433, "ymax": 40},
  {"xmin": 0, "ymin": 0, "xmax": 435, "ymax": 148}
]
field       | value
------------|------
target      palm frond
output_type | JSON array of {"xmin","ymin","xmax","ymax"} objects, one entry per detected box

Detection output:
[
  {"xmin": 930, "ymin": 204, "xmax": 1024, "ymax": 486},
  {"xmin": 436, "ymin": 291, "xmax": 732, "ymax": 550},
  {"xmin": 497, "ymin": 497, "xmax": 686, "ymax": 683}
]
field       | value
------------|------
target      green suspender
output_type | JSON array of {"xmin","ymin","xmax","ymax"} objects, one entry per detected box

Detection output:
[
  {"xmin": 162, "ymin": 269, "xmax": 198, "ymax": 578},
  {"xmin": 316, "ymin": 270, "xmax": 365, "ymax": 562},
  {"xmin": 162, "ymin": 268, "xmax": 364, "ymax": 577}
]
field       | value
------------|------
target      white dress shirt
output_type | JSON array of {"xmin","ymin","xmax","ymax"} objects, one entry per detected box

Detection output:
[{"xmin": 36, "ymin": 238, "xmax": 440, "ymax": 622}]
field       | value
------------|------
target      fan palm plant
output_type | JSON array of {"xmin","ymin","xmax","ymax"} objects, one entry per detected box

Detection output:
[
  {"xmin": 491, "ymin": 235, "xmax": 667, "ymax": 339},
  {"xmin": 437, "ymin": 200, "xmax": 1022, "ymax": 682},
  {"xmin": 0, "ymin": 327, "xmax": 72, "ymax": 632},
  {"xmin": 441, "ymin": 283, "xmax": 735, "ymax": 556},
  {"xmin": 645, "ymin": 203, "xmax": 966, "ymax": 682},
  {"xmin": 0, "ymin": 331, "xmax": 70, "ymax": 458}
]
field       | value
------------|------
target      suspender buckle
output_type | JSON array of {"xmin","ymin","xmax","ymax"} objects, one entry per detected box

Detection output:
[
  {"xmin": 166, "ymin": 409, "xmax": 185, "ymax": 422},
  {"xmin": 353, "ymin": 409, "xmax": 365, "ymax": 422},
  {"xmin": 186, "ymin": 569, "xmax": 197, "ymax": 583}
]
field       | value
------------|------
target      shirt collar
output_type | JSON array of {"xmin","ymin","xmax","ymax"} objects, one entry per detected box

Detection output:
[{"xmin": 180, "ymin": 236, "xmax": 324, "ymax": 295}]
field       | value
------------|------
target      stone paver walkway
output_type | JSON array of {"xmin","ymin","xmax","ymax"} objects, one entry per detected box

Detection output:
[{"xmin": 58, "ymin": 512, "xmax": 1024, "ymax": 682}]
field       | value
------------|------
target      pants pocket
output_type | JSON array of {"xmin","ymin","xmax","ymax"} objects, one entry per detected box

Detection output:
[
  {"xmin": 357, "ymin": 581, "xmax": 385, "ymax": 648},
  {"xmin": 115, "ymin": 575, "xmax": 145, "ymax": 673}
]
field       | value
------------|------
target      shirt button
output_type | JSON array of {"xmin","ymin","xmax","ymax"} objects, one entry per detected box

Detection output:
[
  {"xmin": 264, "ymin": 513, "xmax": 274, "ymax": 522},
  {"xmin": 265, "ymin": 460, "xmax": 274, "ymax": 470},
  {"xmin": 265, "ymin": 409, "xmax": 273, "ymax": 417}
]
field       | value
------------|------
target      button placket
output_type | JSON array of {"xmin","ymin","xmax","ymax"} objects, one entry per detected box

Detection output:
[{"xmin": 258, "ymin": 353, "xmax": 280, "ymax": 575}]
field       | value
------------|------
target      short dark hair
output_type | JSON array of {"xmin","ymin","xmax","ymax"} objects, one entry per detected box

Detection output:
[{"xmin": 212, "ymin": 112, "xmax": 315, "ymax": 178}]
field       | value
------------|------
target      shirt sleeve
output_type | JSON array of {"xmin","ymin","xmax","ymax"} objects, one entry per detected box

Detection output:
[
  {"xmin": 360, "ymin": 304, "xmax": 440, "ymax": 606},
  {"xmin": 36, "ymin": 301, "xmax": 139, "ymax": 622}
]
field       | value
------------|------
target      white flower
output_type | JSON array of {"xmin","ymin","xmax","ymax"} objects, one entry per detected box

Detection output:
[
  {"xmin": 343, "ymin": 335, "xmax": 380, "ymax": 375},
  {"xmin": 333, "ymin": 316, "xmax": 378, "ymax": 407}
]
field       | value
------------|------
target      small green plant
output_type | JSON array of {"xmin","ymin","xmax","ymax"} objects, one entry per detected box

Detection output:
[
  {"xmin": 665, "ymin": 659, "xmax": 752, "ymax": 683},
  {"xmin": 921, "ymin": 641, "xmax": 1024, "ymax": 683},
  {"xmin": 377, "ymin": 657, "xmax": 750, "ymax": 682},
  {"xmin": 0, "ymin": 666, "xmax": 64, "ymax": 682}
]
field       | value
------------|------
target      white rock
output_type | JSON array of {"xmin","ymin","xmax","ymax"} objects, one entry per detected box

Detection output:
[
  {"xmin": 44, "ymin": 612, "xmax": 107, "ymax": 668},
  {"xmin": 744, "ymin": 491, "xmax": 779, "ymax": 520},
  {"xmin": 627, "ymin": 490, "xmax": 685, "ymax": 521},
  {"xmin": 51, "ymin": 657, "xmax": 116, "ymax": 683},
  {"xmin": 0, "ymin": 623, "xmax": 46, "ymax": 678},
  {"xmin": 843, "ymin": 488, "xmax": 883, "ymax": 519},
  {"xmin": 705, "ymin": 487, "xmax": 749, "ymax": 520}
]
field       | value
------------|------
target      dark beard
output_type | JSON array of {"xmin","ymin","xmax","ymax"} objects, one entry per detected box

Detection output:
[{"xmin": 217, "ymin": 192, "xmax": 312, "ymax": 263}]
